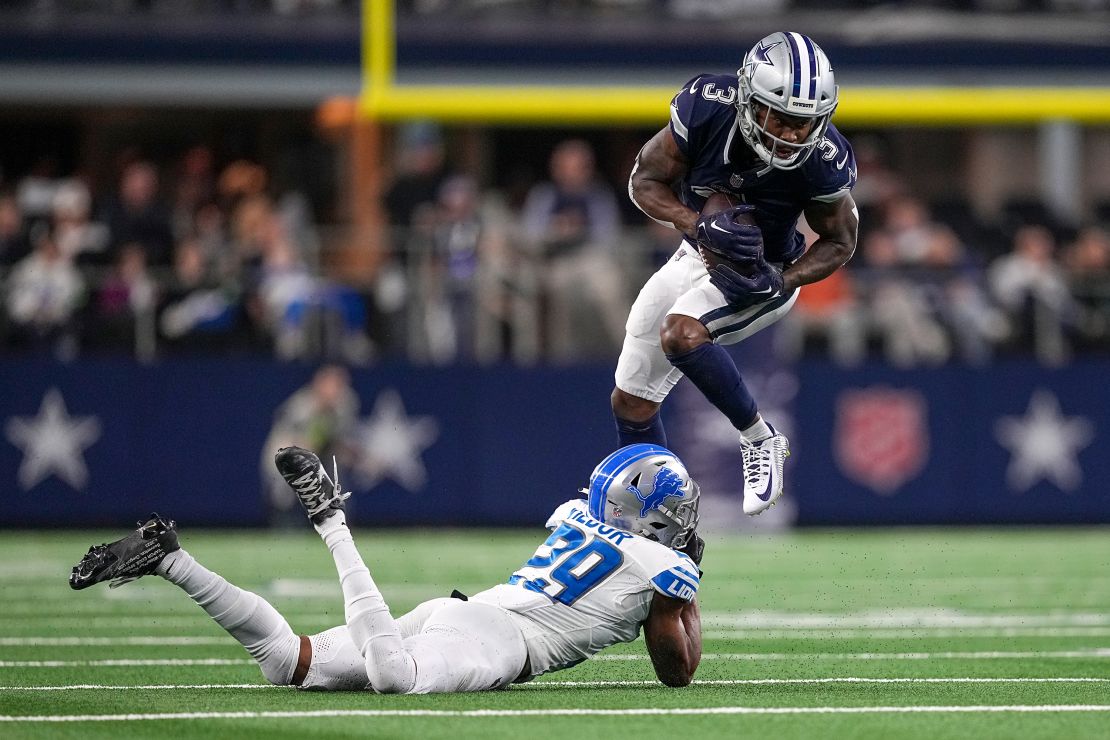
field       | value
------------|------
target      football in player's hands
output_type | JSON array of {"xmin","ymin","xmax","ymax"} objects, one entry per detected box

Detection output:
[{"xmin": 694, "ymin": 193, "xmax": 762, "ymax": 276}]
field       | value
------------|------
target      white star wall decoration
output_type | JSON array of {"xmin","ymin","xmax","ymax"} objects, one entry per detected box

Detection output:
[
  {"xmin": 5, "ymin": 388, "xmax": 102, "ymax": 490},
  {"xmin": 351, "ymin": 389, "xmax": 439, "ymax": 492},
  {"xmin": 994, "ymin": 389, "xmax": 1094, "ymax": 493}
]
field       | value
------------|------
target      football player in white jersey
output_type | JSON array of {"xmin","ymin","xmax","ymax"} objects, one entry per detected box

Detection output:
[{"xmin": 70, "ymin": 443, "xmax": 704, "ymax": 692}]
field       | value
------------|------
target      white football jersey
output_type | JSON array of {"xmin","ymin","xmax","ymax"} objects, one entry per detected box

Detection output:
[{"xmin": 470, "ymin": 499, "xmax": 699, "ymax": 678}]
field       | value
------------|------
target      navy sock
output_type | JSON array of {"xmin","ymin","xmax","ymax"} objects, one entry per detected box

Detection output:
[
  {"xmin": 666, "ymin": 343, "xmax": 758, "ymax": 431},
  {"xmin": 614, "ymin": 412, "xmax": 668, "ymax": 448}
]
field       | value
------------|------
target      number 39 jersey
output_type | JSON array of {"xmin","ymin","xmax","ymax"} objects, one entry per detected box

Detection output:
[{"xmin": 469, "ymin": 499, "xmax": 700, "ymax": 678}]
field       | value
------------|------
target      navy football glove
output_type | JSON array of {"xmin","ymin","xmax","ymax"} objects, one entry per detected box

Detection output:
[
  {"xmin": 710, "ymin": 261, "xmax": 785, "ymax": 308},
  {"xmin": 694, "ymin": 204, "xmax": 763, "ymax": 265}
]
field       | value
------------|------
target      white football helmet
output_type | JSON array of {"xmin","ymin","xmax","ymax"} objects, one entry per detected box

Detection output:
[
  {"xmin": 737, "ymin": 31, "xmax": 838, "ymax": 171},
  {"xmin": 586, "ymin": 444, "xmax": 700, "ymax": 549}
]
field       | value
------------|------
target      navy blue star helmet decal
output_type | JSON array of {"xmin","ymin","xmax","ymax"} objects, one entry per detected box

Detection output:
[
  {"xmin": 629, "ymin": 467, "xmax": 686, "ymax": 518},
  {"xmin": 750, "ymin": 40, "xmax": 781, "ymax": 67}
]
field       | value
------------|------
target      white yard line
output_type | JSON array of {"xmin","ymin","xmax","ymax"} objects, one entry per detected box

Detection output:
[
  {"xmin": 0, "ymin": 684, "xmax": 278, "ymax": 691},
  {"xmin": 6, "ymin": 649, "xmax": 1110, "ymax": 669},
  {"xmin": 0, "ymin": 637, "xmax": 232, "ymax": 646},
  {"xmin": 4, "ymin": 706, "xmax": 1110, "ymax": 722},
  {"xmin": 6, "ymin": 630, "xmax": 1110, "ymax": 643},
  {"xmin": 525, "ymin": 677, "xmax": 1110, "ymax": 688},
  {"xmin": 597, "ymin": 649, "xmax": 1110, "ymax": 661},
  {"xmin": 0, "ymin": 659, "xmax": 253, "ymax": 667},
  {"xmin": 4, "ymin": 677, "xmax": 1108, "ymax": 692},
  {"xmin": 698, "ymin": 611, "xmax": 1110, "ymax": 628},
  {"xmin": 0, "ymin": 616, "xmax": 338, "ymax": 628},
  {"xmin": 702, "ymin": 627, "xmax": 1110, "ymax": 639}
]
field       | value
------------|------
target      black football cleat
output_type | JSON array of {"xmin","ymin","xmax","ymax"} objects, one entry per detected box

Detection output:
[
  {"xmin": 69, "ymin": 514, "xmax": 180, "ymax": 590},
  {"xmin": 274, "ymin": 446, "xmax": 350, "ymax": 524}
]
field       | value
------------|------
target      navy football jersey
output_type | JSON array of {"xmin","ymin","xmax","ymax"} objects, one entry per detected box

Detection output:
[{"xmin": 668, "ymin": 73, "xmax": 856, "ymax": 264}]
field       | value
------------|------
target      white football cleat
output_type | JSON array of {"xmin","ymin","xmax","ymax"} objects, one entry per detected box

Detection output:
[{"xmin": 740, "ymin": 426, "xmax": 790, "ymax": 515}]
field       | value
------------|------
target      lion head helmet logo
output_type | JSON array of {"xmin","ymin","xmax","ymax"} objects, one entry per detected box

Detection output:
[{"xmin": 629, "ymin": 466, "xmax": 685, "ymax": 518}]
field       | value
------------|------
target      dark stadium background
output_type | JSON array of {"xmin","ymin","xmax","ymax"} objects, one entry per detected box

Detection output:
[{"xmin": 0, "ymin": 0, "xmax": 1108, "ymax": 531}]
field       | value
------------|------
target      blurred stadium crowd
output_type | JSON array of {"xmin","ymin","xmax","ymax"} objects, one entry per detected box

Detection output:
[
  {"xmin": 10, "ymin": 1, "xmax": 1110, "ymax": 16},
  {"xmin": 2, "ymin": 121, "xmax": 1108, "ymax": 368}
]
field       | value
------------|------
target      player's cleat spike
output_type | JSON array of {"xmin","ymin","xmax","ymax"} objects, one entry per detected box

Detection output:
[
  {"xmin": 740, "ymin": 426, "xmax": 790, "ymax": 516},
  {"xmin": 274, "ymin": 446, "xmax": 350, "ymax": 524},
  {"xmin": 69, "ymin": 514, "xmax": 180, "ymax": 590}
]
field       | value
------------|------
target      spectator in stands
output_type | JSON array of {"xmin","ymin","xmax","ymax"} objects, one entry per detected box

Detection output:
[
  {"xmin": 4, "ymin": 225, "xmax": 84, "ymax": 355},
  {"xmin": 260, "ymin": 364, "xmax": 359, "ymax": 528},
  {"xmin": 217, "ymin": 160, "xmax": 269, "ymax": 216},
  {"xmin": 51, "ymin": 179, "xmax": 109, "ymax": 265},
  {"xmin": 158, "ymin": 237, "xmax": 239, "ymax": 353},
  {"xmin": 859, "ymin": 194, "xmax": 1005, "ymax": 365},
  {"xmin": 103, "ymin": 160, "xmax": 175, "ymax": 267},
  {"xmin": 232, "ymin": 192, "xmax": 368, "ymax": 362},
  {"xmin": 776, "ymin": 218, "xmax": 866, "ymax": 365},
  {"xmin": 15, "ymin": 156, "xmax": 62, "ymax": 222},
  {"xmin": 194, "ymin": 201, "xmax": 232, "ymax": 279},
  {"xmin": 912, "ymin": 217, "xmax": 1007, "ymax": 365},
  {"xmin": 0, "ymin": 191, "xmax": 30, "ymax": 266},
  {"xmin": 1063, "ymin": 226, "xmax": 1110, "ymax": 351},
  {"xmin": 376, "ymin": 122, "xmax": 455, "ymax": 356},
  {"xmin": 884, "ymin": 196, "xmax": 957, "ymax": 264},
  {"xmin": 252, "ymin": 212, "xmax": 315, "ymax": 360},
  {"xmin": 170, "ymin": 146, "xmax": 217, "ymax": 242},
  {"xmin": 89, "ymin": 242, "xmax": 157, "ymax": 356},
  {"xmin": 520, "ymin": 138, "xmax": 628, "ymax": 360},
  {"xmin": 846, "ymin": 136, "xmax": 904, "ymax": 242},
  {"xmin": 777, "ymin": 267, "xmax": 865, "ymax": 366},
  {"xmin": 384, "ymin": 121, "xmax": 450, "ymax": 235},
  {"xmin": 988, "ymin": 224, "xmax": 1077, "ymax": 364},
  {"xmin": 858, "ymin": 229, "xmax": 950, "ymax": 366},
  {"xmin": 411, "ymin": 174, "xmax": 520, "ymax": 364}
]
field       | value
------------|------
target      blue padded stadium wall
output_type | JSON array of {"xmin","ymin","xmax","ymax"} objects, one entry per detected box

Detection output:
[{"xmin": 0, "ymin": 358, "xmax": 1106, "ymax": 527}]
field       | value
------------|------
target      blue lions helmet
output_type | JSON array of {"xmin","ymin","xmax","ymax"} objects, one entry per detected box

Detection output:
[
  {"xmin": 586, "ymin": 444, "xmax": 700, "ymax": 549},
  {"xmin": 736, "ymin": 31, "xmax": 839, "ymax": 171}
]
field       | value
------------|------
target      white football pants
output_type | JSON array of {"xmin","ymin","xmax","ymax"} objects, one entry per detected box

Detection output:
[
  {"xmin": 311, "ymin": 513, "xmax": 529, "ymax": 694},
  {"xmin": 300, "ymin": 597, "xmax": 528, "ymax": 693},
  {"xmin": 615, "ymin": 242, "xmax": 797, "ymax": 402},
  {"xmin": 160, "ymin": 534, "xmax": 527, "ymax": 694}
]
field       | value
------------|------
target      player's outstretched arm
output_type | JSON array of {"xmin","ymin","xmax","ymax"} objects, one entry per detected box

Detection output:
[
  {"xmin": 644, "ymin": 592, "xmax": 702, "ymax": 687},
  {"xmin": 628, "ymin": 127, "xmax": 699, "ymax": 238},
  {"xmin": 783, "ymin": 192, "xmax": 859, "ymax": 292}
]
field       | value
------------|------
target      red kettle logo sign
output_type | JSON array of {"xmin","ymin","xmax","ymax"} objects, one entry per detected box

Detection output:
[{"xmin": 834, "ymin": 387, "xmax": 928, "ymax": 494}]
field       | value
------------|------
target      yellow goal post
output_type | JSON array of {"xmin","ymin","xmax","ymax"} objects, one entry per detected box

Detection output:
[{"xmin": 360, "ymin": 0, "xmax": 1110, "ymax": 126}]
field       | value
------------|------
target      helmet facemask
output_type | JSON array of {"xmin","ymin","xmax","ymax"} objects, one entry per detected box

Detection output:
[
  {"xmin": 736, "ymin": 93, "xmax": 831, "ymax": 171},
  {"xmin": 735, "ymin": 31, "xmax": 839, "ymax": 172}
]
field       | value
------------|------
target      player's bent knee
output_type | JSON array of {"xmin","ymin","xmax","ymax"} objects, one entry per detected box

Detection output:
[
  {"xmin": 253, "ymin": 635, "xmax": 302, "ymax": 686},
  {"xmin": 660, "ymin": 314, "xmax": 710, "ymax": 356},
  {"xmin": 258, "ymin": 658, "xmax": 294, "ymax": 686},
  {"xmin": 244, "ymin": 622, "xmax": 302, "ymax": 687},
  {"xmin": 365, "ymin": 651, "xmax": 419, "ymax": 694},
  {"xmin": 611, "ymin": 387, "xmax": 660, "ymax": 422}
]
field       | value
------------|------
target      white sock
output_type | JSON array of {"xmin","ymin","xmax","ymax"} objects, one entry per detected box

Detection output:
[
  {"xmin": 740, "ymin": 415, "xmax": 773, "ymax": 442},
  {"xmin": 157, "ymin": 549, "xmax": 299, "ymax": 685},
  {"xmin": 315, "ymin": 511, "xmax": 416, "ymax": 694}
]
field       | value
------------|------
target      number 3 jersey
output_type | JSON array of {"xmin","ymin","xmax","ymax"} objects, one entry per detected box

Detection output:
[
  {"xmin": 469, "ymin": 499, "xmax": 700, "ymax": 678},
  {"xmin": 668, "ymin": 72, "xmax": 857, "ymax": 265}
]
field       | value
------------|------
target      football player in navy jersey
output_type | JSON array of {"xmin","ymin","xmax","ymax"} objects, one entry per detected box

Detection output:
[{"xmin": 613, "ymin": 32, "xmax": 859, "ymax": 515}]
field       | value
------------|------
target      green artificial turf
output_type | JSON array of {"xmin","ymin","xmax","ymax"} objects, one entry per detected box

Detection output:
[{"xmin": 1, "ymin": 527, "xmax": 1108, "ymax": 739}]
